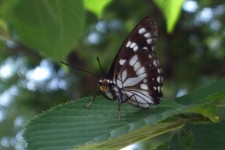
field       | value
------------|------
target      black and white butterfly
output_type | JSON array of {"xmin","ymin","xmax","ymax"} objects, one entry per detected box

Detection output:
[{"xmin": 87, "ymin": 17, "xmax": 163, "ymax": 109}]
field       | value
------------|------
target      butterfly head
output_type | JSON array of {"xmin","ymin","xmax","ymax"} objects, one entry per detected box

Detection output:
[{"xmin": 98, "ymin": 79, "xmax": 115, "ymax": 99}]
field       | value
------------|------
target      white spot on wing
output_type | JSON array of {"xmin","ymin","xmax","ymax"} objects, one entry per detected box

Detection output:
[
  {"xmin": 136, "ymin": 66, "xmax": 145, "ymax": 75},
  {"xmin": 153, "ymin": 59, "xmax": 158, "ymax": 66},
  {"xmin": 119, "ymin": 59, "xmax": 126, "ymax": 65},
  {"xmin": 130, "ymin": 42, "xmax": 136, "ymax": 48},
  {"xmin": 140, "ymin": 84, "xmax": 148, "ymax": 90},
  {"xmin": 156, "ymin": 60, "xmax": 159, "ymax": 65},
  {"xmin": 144, "ymin": 32, "xmax": 151, "ymax": 38},
  {"xmin": 123, "ymin": 73, "xmax": 147, "ymax": 87},
  {"xmin": 126, "ymin": 40, "xmax": 131, "ymax": 47},
  {"xmin": 129, "ymin": 55, "xmax": 138, "ymax": 66},
  {"xmin": 158, "ymin": 86, "xmax": 161, "ymax": 92},
  {"xmin": 143, "ymin": 47, "xmax": 148, "ymax": 50},
  {"xmin": 133, "ymin": 45, "xmax": 139, "ymax": 51},
  {"xmin": 116, "ymin": 79, "xmax": 123, "ymax": 88},
  {"xmin": 149, "ymin": 54, "xmax": 153, "ymax": 59},
  {"xmin": 113, "ymin": 86, "xmax": 119, "ymax": 92},
  {"xmin": 157, "ymin": 68, "xmax": 162, "ymax": 73},
  {"xmin": 121, "ymin": 70, "xmax": 127, "ymax": 82},
  {"xmin": 157, "ymin": 76, "xmax": 161, "ymax": 83},
  {"xmin": 140, "ymin": 73, "xmax": 147, "ymax": 78},
  {"xmin": 147, "ymin": 39, "xmax": 152, "ymax": 44},
  {"xmin": 134, "ymin": 61, "xmax": 141, "ymax": 71},
  {"xmin": 138, "ymin": 28, "xmax": 146, "ymax": 34}
]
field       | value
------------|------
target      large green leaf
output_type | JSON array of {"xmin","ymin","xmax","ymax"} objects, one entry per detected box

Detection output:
[
  {"xmin": 154, "ymin": 0, "xmax": 184, "ymax": 32},
  {"xmin": 24, "ymin": 98, "xmax": 183, "ymax": 150},
  {"xmin": 24, "ymin": 78, "xmax": 225, "ymax": 150},
  {"xmin": 10, "ymin": 0, "xmax": 85, "ymax": 61}
]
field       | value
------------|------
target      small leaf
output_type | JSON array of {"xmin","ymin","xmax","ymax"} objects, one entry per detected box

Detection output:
[
  {"xmin": 0, "ymin": 19, "xmax": 10, "ymax": 42},
  {"xmin": 9, "ymin": 0, "xmax": 85, "ymax": 61},
  {"xmin": 83, "ymin": 0, "xmax": 112, "ymax": 18},
  {"xmin": 154, "ymin": 0, "xmax": 184, "ymax": 32},
  {"xmin": 186, "ymin": 104, "xmax": 219, "ymax": 123}
]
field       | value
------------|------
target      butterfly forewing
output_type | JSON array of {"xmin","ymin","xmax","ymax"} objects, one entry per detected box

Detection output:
[
  {"xmin": 107, "ymin": 17, "xmax": 158, "ymax": 80},
  {"xmin": 99, "ymin": 17, "xmax": 163, "ymax": 108}
]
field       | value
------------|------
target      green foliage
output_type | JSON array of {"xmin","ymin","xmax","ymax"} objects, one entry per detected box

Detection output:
[
  {"xmin": 0, "ymin": 0, "xmax": 224, "ymax": 149},
  {"xmin": 154, "ymin": 0, "xmax": 184, "ymax": 32},
  {"xmin": 83, "ymin": 0, "xmax": 112, "ymax": 18},
  {"xmin": 7, "ymin": 0, "xmax": 85, "ymax": 62},
  {"xmin": 24, "ymin": 78, "xmax": 225, "ymax": 149},
  {"xmin": 170, "ymin": 122, "xmax": 225, "ymax": 150}
]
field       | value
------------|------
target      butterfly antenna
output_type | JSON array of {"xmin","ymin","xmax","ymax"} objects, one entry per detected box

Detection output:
[
  {"xmin": 96, "ymin": 57, "xmax": 105, "ymax": 76},
  {"xmin": 61, "ymin": 61, "xmax": 98, "ymax": 77}
]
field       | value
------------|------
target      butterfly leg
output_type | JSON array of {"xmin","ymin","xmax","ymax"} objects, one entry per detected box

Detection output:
[
  {"xmin": 116, "ymin": 91, "xmax": 136, "ymax": 120},
  {"xmin": 123, "ymin": 93, "xmax": 141, "ymax": 108},
  {"xmin": 131, "ymin": 94, "xmax": 141, "ymax": 108},
  {"xmin": 116, "ymin": 91, "xmax": 125, "ymax": 120},
  {"xmin": 83, "ymin": 91, "xmax": 99, "ymax": 108},
  {"xmin": 117, "ymin": 100, "xmax": 121, "ymax": 120}
]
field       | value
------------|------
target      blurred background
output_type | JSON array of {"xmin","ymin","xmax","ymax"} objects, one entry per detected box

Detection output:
[{"xmin": 0, "ymin": 0, "xmax": 224, "ymax": 149}]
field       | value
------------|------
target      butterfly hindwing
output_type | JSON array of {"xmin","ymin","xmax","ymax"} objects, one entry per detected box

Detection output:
[{"xmin": 116, "ymin": 50, "xmax": 163, "ymax": 107}]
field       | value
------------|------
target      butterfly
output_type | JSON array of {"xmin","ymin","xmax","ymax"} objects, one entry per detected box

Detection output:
[{"xmin": 86, "ymin": 17, "xmax": 163, "ymax": 110}]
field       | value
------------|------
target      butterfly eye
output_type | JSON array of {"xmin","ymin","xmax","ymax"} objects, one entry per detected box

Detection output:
[
  {"xmin": 98, "ymin": 79, "xmax": 109, "ymax": 86},
  {"xmin": 102, "ymin": 79, "xmax": 109, "ymax": 86},
  {"xmin": 98, "ymin": 80, "xmax": 102, "ymax": 85}
]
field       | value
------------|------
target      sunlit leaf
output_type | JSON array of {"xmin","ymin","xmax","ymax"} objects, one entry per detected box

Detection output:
[
  {"xmin": 83, "ymin": 0, "xmax": 112, "ymax": 18},
  {"xmin": 0, "ymin": 19, "xmax": 10, "ymax": 42},
  {"xmin": 154, "ymin": 0, "xmax": 184, "ymax": 32}
]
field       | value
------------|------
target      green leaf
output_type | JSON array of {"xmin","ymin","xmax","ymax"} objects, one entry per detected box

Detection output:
[
  {"xmin": 154, "ymin": 0, "xmax": 184, "ymax": 32},
  {"xmin": 170, "ymin": 122, "xmax": 225, "ymax": 150},
  {"xmin": 24, "ymin": 97, "xmax": 184, "ymax": 150},
  {"xmin": 186, "ymin": 104, "xmax": 219, "ymax": 123},
  {"xmin": 24, "ymin": 78, "xmax": 225, "ymax": 149},
  {"xmin": 83, "ymin": 0, "xmax": 112, "ymax": 18},
  {"xmin": 10, "ymin": 0, "xmax": 85, "ymax": 61},
  {"xmin": 175, "ymin": 78, "xmax": 225, "ymax": 105},
  {"xmin": 90, "ymin": 122, "xmax": 183, "ymax": 150},
  {"xmin": 176, "ymin": 78, "xmax": 225, "ymax": 122}
]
